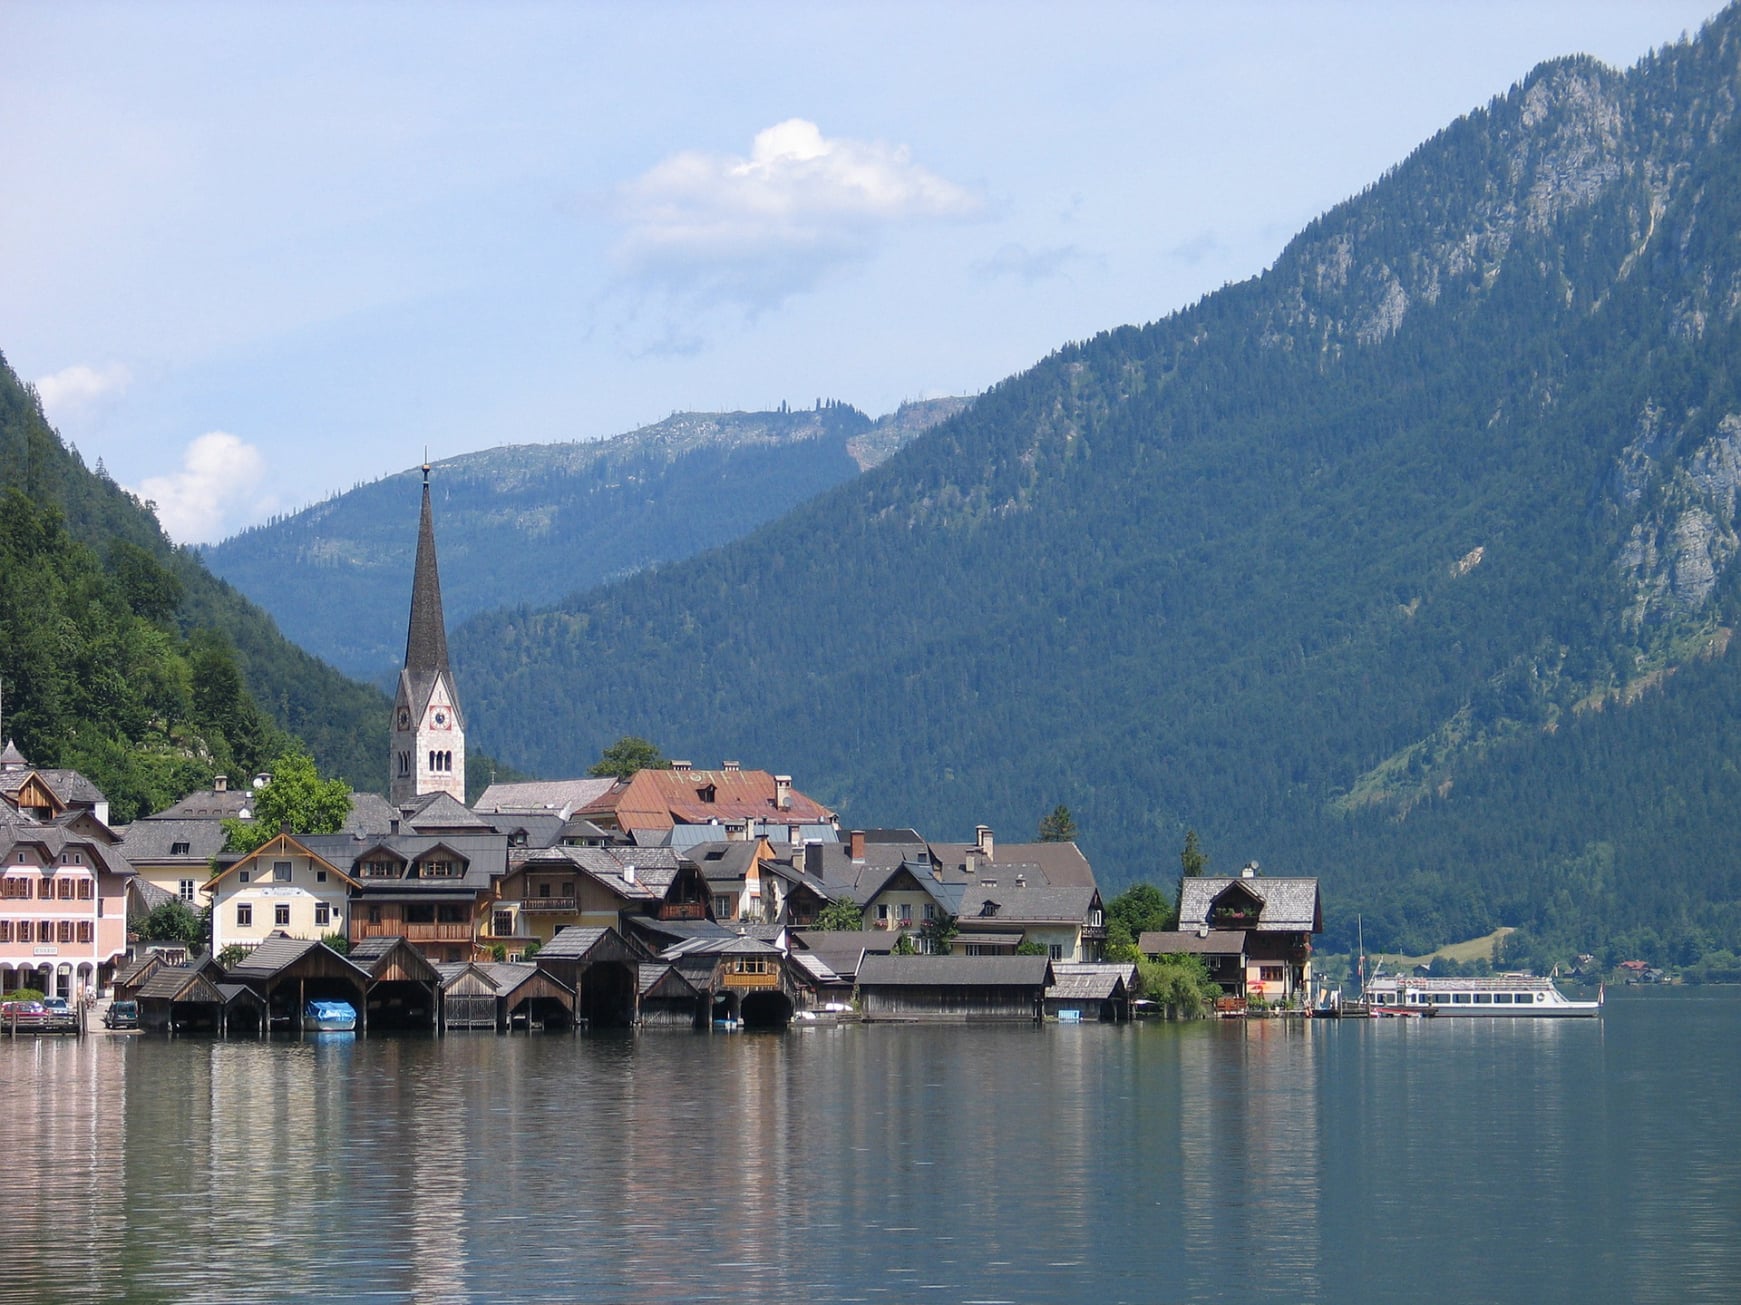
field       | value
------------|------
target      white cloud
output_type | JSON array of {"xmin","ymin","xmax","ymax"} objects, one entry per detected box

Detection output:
[
  {"xmin": 972, "ymin": 243, "xmax": 1092, "ymax": 285},
  {"xmin": 130, "ymin": 431, "xmax": 274, "ymax": 545},
  {"xmin": 615, "ymin": 119, "xmax": 981, "ymax": 313},
  {"xmin": 33, "ymin": 361, "xmax": 132, "ymax": 417}
]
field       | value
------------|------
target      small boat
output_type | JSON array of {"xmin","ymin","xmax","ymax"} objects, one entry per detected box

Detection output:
[
  {"xmin": 1362, "ymin": 974, "xmax": 1601, "ymax": 1017},
  {"xmin": 303, "ymin": 1000, "xmax": 358, "ymax": 1032}
]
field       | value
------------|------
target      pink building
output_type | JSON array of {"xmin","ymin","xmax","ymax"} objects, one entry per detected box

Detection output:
[{"xmin": 0, "ymin": 742, "xmax": 133, "ymax": 1001}]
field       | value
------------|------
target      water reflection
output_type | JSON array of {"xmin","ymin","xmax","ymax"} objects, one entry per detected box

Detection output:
[{"xmin": 1, "ymin": 994, "xmax": 1737, "ymax": 1303}]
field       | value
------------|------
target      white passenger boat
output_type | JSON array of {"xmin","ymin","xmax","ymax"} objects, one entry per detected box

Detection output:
[{"xmin": 1363, "ymin": 974, "xmax": 1601, "ymax": 1017}]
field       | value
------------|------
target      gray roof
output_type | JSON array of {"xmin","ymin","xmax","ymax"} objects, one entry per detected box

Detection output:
[
  {"xmin": 638, "ymin": 962, "xmax": 699, "ymax": 998},
  {"xmin": 790, "ymin": 929, "xmax": 894, "ymax": 977},
  {"xmin": 957, "ymin": 882, "xmax": 1098, "ymax": 925},
  {"xmin": 857, "ymin": 955, "xmax": 1054, "ymax": 988},
  {"xmin": 1141, "ymin": 929, "xmax": 1247, "ymax": 956},
  {"xmin": 342, "ymin": 792, "xmax": 401, "ymax": 835},
  {"xmin": 226, "ymin": 934, "xmax": 369, "ymax": 982},
  {"xmin": 0, "ymin": 765, "xmax": 108, "ymax": 809},
  {"xmin": 1046, "ymin": 966, "xmax": 1131, "ymax": 1001},
  {"xmin": 300, "ymin": 830, "xmax": 506, "ymax": 892},
  {"xmin": 928, "ymin": 839, "xmax": 1097, "ymax": 888},
  {"xmin": 399, "ymin": 790, "xmax": 494, "ymax": 831},
  {"xmin": 1177, "ymin": 876, "xmax": 1321, "ymax": 933},
  {"xmin": 145, "ymin": 787, "xmax": 253, "ymax": 820},
  {"xmin": 474, "ymin": 778, "xmax": 615, "ymax": 817},
  {"xmin": 120, "ymin": 818, "xmax": 228, "ymax": 862},
  {"xmin": 518, "ymin": 844, "xmax": 659, "ymax": 900}
]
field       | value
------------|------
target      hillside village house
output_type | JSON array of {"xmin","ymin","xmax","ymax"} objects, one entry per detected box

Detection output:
[
  {"xmin": 204, "ymin": 833, "xmax": 356, "ymax": 954},
  {"xmin": 0, "ymin": 744, "xmax": 132, "ymax": 1001},
  {"xmin": 1172, "ymin": 868, "xmax": 1322, "ymax": 1006}
]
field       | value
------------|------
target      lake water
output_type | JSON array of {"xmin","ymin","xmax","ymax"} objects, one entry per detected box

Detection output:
[{"xmin": 2, "ymin": 987, "xmax": 1736, "ymax": 1303}]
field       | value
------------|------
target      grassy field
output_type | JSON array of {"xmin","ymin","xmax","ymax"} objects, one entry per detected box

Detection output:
[{"xmin": 1317, "ymin": 927, "xmax": 1517, "ymax": 982}]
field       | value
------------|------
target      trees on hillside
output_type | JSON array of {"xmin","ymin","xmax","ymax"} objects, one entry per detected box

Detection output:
[{"xmin": 1038, "ymin": 804, "xmax": 1078, "ymax": 842}]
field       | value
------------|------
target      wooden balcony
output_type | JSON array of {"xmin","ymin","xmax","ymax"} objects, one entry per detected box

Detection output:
[
  {"xmin": 519, "ymin": 898, "xmax": 577, "ymax": 914},
  {"xmin": 721, "ymin": 970, "xmax": 781, "ymax": 990},
  {"xmin": 354, "ymin": 922, "xmax": 472, "ymax": 942}
]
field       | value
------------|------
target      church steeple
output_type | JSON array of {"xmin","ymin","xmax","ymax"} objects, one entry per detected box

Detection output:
[{"xmin": 390, "ymin": 462, "xmax": 465, "ymax": 805}]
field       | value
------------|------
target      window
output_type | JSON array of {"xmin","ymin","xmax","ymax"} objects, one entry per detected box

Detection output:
[
  {"xmin": 58, "ymin": 921, "xmax": 74, "ymax": 943},
  {"xmin": 493, "ymin": 910, "xmax": 514, "ymax": 937},
  {"xmin": 273, "ymin": 861, "xmax": 293, "ymax": 883},
  {"xmin": 16, "ymin": 921, "xmax": 30, "ymax": 944},
  {"xmin": 1453, "ymin": 993, "xmax": 1472, "ymax": 1004},
  {"xmin": 404, "ymin": 905, "xmax": 435, "ymax": 925},
  {"xmin": 77, "ymin": 878, "xmax": 92, "ymax": 900},
  {"xmin": 39, "ymin": 877, "xmax": 55, "ymax": 899},
  {"xmin": 1473, "ymin": 993, "xmax": 1492, "ymax": 1003},
  {"xmin": 539, "ymin": 882, "xmax": 551, "ymax": 898},
  {"xmin": 562, "ymin": 881, "xmax": 573, "ymax": 898},
  {"xmin": 274, "ymin": 904, "xmax": 291, "ymax": 927},
  {"xmin": 714, "ymin": 895, "xmax": 735, "ymax": 919},
  {"xmin": 179, "ymin": 880, "xmax": 196, "ymax": 902},
  {"xmin": 77, "ymin": 921, "xmax": 92, "ymax": 944},
  {"xmin": 316, "ymin": 870, "xmax": 327, "ymax": 883},
  {"xmin": 899, "ymin": 903, "xmax": 912, "ymax": 924},
  {"xmin": 170, "ymin": 842, "xmax": 191, "ymax": 856},
  {"xmin": 877, "ymin": 904, "xmax": 889, "ymax": 921},
  {"xmin": 58, "ymin": 878, "xmax": 74, "ymax": 900},
  {"xmin": 237, "ymin": 903, "xmax": 253, "ymax": 928},
  {"xmin": 239, "ymin": 870, "xmax": 250, "ymax": 884},
  {"xmin": 368, "ymin": 906, "xmax": 382, "ymax": 924},
  {"xmin": 1493, "ymin": 993, "xmax": 1513, "ymax": 1004},
  {"xmin": 0, "ymin": 922, "xmax": 10, "ymax": 942},
  {"xmin": 437, "ymin": 905, "xmax": 467, "ymax": 924},
  {"xmin": 314, "ymin": 902, "xmax": 331, "ymax": 927},
  {"xmin": 923, "ymin": 903, "xmax": 936, "ymax": 921},
  {"xmin": 1260, "ymin": 966, "xmax": 1285, "ymax": 984}
]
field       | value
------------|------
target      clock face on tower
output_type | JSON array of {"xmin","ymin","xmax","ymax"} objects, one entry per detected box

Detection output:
[
  {"xmin": 434, "ymin": 710, "xmax": 447, "ymax": 727},
  {"xmin": 397, "ymin": 709, "xmax": 409, "ymax": 730}
]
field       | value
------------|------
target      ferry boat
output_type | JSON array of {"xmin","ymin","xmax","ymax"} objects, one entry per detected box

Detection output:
[
  {"xmin": 1362, "ymin": 974, "xmax": 1601, "ymax": 1018},
  {"xmin": 303, "ymin": 1000, "xmax": 358, "ymax": 1032}
]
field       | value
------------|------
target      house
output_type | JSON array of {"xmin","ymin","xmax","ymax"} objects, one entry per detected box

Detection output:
[
  {"xmin": 1046, "ymin": 962, "xmax": 1136, "ymax": 1021},
  {"xmin": 204, "ymin": 833, "xmax": 356, "ymax": 955},
  {"xmin": 927, "ymin": 825, "xmax": 1098, "ymax": 888},
  {"xmin": 0, "ymin": 748, "xmax": 134, "ymax": 1001},
  {"xmin": 1175, "ymin": 868, "xmax": 1321, "ymax": 1006},
  {"xmin": 855, "ymin": 955, "xmax": 1052, "ymax": 1022},
  {"xmin": 853, "ymin": 859, "xmax": 962, "ymax": 946},
  {"xmin": 121, "ymin": 817, "xmax": 229, "ymax": 912},
  {"xmin": 954, "ymin": 881, "xmax": 1106, "ymax": 962},
  {"xmin": 656, "ymin": 930, "xmax": 797, "ymax": 1028},
  {"xmin": 347, "ymin": 935, "xmax": 443, "ymax": 1031},
  {"xmin": 483, "ymin": 844, "xmax": 712, "ymax": 955},
  {"xmin": 685, "ymin": 838, "xmax": 829, "ymax": 926},
  {"xmin": 577, "ymin": 762, "xmax": 837, "ymax": 845},
  {"xmin": 1139, "ymin": 929, "xmax": 1248, "ymax": 997},
  {"xmin": 300, "ymin": 830, "xmax": 506, "ymax": 965},
  {"xmin": 637, "ymin": 962, "xmax": 706, "ymax": 1028}
]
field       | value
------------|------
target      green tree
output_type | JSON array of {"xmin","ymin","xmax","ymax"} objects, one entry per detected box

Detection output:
[
  {"xmin": 137, "ymin": 900, "xmax": 205, "ymax": 948},
  {"xmin": 1180, "ymin": 829, "xmax": 1207, "ymax": 878},
  {"xmin": 814, "ymin": 896, "xmax": 866, "ymax": 931},
  {"xmin": 1015, "ymin": 939, "xmax": 1049, "ymax": 956},
  {"xmin": 1108, "ymin": 882, "xmax": 1173, "ymax": 943},
  {"xmin": 919, "ymin": 911, "xmax": 959, "ymax": 955},
  {"xmin": 1136, "ymin": 953, "xmax": 1218, "ymax": 1018},
  {"xmin": 223, "ymin": 751, "xmax": 352, "ymax": 854},
  {"xmin": 320, "ymin": 932, "xmax": 351, "ymax": 955},
  {"xmin": 588, "ymin": 736, "xmax": 669, "ymax": 779},
  {"xmin": 892, "ymin": 931, "xmax": 919, "ymax": 956},
  {"xmin": 1038, "ymin": 804, "xmax": 1078, "ymax": 842}
]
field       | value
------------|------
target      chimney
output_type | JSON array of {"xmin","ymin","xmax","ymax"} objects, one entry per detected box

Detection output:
[
  {"xmin": 774, "ymin": 775, "xmax": 792, "ymax": 810},
  {"xmin": 253, "ymin": 772, "xmax": 272, "ymax": 789},
  {"xmin": 213, "ymin": 775, "xmax": 228, "ymax": 793},
  {"xmin": 624, "ymin": 864, "xmax": 635, "ymax": 884},
  {"xmin": 723, "ymin": 760, "xmax": 740, "ymax": 773},
  {"xmin": 805, "ymin": 840, "xmax": 824, "ymax": 876},
  {"xmin": 1242, "ymin": 861, "xmax": 1259, "ymax": 879},
  {"xmin": 1015, "ymin": 873, "xmax": 1026, "ymax": 889},
  {"xmin": 849, "ymin": 829, "xmax": 865, "ymax": 862},
  {"xmin": 671, "ymin": 759, "xmax": 692, "ymax": 773},
  {"xmin": 975, "ymin": 825, "xmax": 994, "ymax": 859}
]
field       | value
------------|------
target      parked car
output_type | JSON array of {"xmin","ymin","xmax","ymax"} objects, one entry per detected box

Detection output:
[
  {"xmin": 42, "ymin": 997, "xmax": 69, "ymax": 1015},
  {"xmin": 103, "ymin": 1000, "xmax": 139, "ymax": 1030},
  {"xmin": 1, "ymin": 1000, "xmax": 47, "ymax": 1024}
]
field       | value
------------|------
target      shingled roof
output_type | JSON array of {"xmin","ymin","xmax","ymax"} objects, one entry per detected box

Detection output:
[
  {"xmin": 857, "ymin": 955, "xmax": 1054, "ymax": 988},
  {"xmin": 1177, "ymin": 876, "xmax": 1322, "ymax": 933}
]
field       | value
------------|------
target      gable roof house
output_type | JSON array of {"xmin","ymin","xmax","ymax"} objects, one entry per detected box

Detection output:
[
  {"xmin": 1, "ymin": 751, "xmax": 135, "ymax": 1000},
  {"xmin": 577, "ymin": 763, "xmax": 837, "ymax": 846},
  {"xmin": 1175, "ymin": 869, "xmax": 1322, "ymax": 1007},
  {"xmin": 203, "ymin": 833, "xmax": 358, "ymax": 955},
  {"xmin": 955, "ymin": 881, "xmax": 1106, "ymax": 962}
]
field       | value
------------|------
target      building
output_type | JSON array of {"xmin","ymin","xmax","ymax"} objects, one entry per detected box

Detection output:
[
  {"xmin": 204, "ymin": 832, "xmax": 357, "ymax": 954},
  {"xmin": 0, "ymin": 745, "xmax": 133, "ymax": 1000},
  {"xmin": 577, "ymin": 762, "xmax": 836, "ymax": 846},
  {"xmin": 1175, "ymin": 868, "xmax": 1321, "ymax": 1006},
  {"xmin": 389, "ymin": 463, "xmax": 465, "ymax": 807}
]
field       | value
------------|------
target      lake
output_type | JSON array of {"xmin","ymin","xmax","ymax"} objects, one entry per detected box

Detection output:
[{"xmin": 2, "ymin": 987, "xmax": 1735, "ymax": 1303}]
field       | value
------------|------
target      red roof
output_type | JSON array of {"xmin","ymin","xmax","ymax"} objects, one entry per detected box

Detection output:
[{"xmin": 580, "ymin": 768, "xmax": 833, "ymax": 833}]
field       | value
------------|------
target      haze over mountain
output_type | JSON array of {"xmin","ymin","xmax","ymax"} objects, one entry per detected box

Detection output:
[
  {"xmin": 439, "ymin": 12, "xmax": 1741, "ymax": 965},
  {"xmin": 204, "ymin": 398, "xmax": 970, "ymax": 681}
]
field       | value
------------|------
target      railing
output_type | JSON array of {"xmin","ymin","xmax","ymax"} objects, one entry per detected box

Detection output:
[
  {"xmin": 519, "ymin": 899, "xmax": 577, "ymax": 913},
  {"xmin": 354, "ymin": 922, "xmax": 472, "ymax": 942},
  {"xmin": 658, "ymin": 902, "xmax": 709, "ymax": 921},
  {"xmin": 722, "ymin": 970, "xmax": 781, "ymax": 990}
]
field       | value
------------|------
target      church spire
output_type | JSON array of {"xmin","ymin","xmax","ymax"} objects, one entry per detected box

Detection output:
[
  {"xmin": 405, "ymin": 461, "xmax": 452, "ymax": 683},
  {"xmin": 391, "ymin": 461, "xmax": 465, "ymax": 805}
]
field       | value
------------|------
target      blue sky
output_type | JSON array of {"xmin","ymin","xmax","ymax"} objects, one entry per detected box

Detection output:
[{"xmin": 2, "ymin": 1, "xmax": 1722, "ymax": 543}]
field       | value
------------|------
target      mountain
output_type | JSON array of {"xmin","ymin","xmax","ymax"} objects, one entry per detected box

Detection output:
[
  {"xmin": 0, "ymin": 353, "xmax": 391, "ymax": 807},
  {"xmin": 204, "ymin": 397, "xmax": 970, "ymax": 682},
  {"xmin": 446, "ymin": 11, "xmax": 1741, "ymax": 967}
]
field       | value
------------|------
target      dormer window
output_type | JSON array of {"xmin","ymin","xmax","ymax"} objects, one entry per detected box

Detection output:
[
  {"xmin": 979, "ymin": 901, "xmax": 1001, "ymax": 917},
  {"xmin": 170, "ymin": 842, "xmax": 191, "ymax": 856},
  {"xmin": 697, "ymin": 784, "xmax": 717, "ymax": 804}
]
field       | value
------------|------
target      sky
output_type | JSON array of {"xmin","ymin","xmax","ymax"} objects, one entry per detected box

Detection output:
[{"xmin": 2, "ymin": 1, "xmax": 1724, "ymax": 544}]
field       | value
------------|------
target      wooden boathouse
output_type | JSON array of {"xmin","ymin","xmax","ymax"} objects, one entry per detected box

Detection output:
[{"xmin": 855, "ymin": 955, "xmax": 1053, "ymax": 1022}]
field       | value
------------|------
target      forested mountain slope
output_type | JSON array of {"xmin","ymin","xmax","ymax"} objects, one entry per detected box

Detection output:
[
  {"xmin": 206, "ymin": 398, "xmax": 968, "ymax": 681},
  {"xmin": 0, "ymin": 355, "xmax": 389, "ymax": 802},
  {"xmin": 450, "ymin": 11, "xmax": 1741, "ymax": 966}
]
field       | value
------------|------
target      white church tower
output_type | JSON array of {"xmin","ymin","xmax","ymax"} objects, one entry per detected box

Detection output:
[{"xmin": 390, "ymin": 463, "xmax": 465, "ymax": 805}]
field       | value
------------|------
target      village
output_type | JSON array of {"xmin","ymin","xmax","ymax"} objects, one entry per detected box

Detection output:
[{"xmin": 0, "ymin": 471, "xmax": 1321, "ymax": 1035}]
